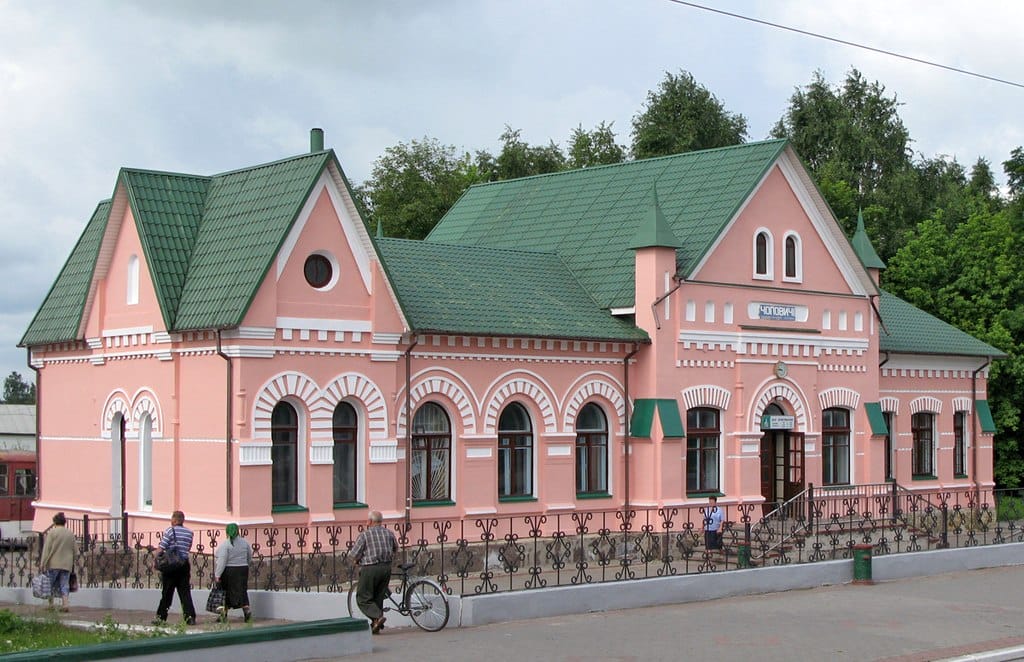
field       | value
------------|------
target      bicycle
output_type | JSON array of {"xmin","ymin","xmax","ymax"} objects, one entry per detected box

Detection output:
[{"xmin": 347, "ymin": 561, "xmax": 450, "ymax": 632}]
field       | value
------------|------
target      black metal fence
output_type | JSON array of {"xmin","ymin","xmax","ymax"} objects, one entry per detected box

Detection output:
[{"xmin": 3, "ymin": 485, "xmax": 1022, "ymax": 597}]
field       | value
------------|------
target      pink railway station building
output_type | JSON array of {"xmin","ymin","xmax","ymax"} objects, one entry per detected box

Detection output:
[{"xmin": 20, "ymin": 129, "xmax": 1002, "ymax": 534}]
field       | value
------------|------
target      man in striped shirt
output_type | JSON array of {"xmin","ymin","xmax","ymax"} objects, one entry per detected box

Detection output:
[
  {"xmin": 154, "ymin": 510, "xmax": 197, "ymax": 625},
  {"xmin": 352, "ymin": 510, "xmax": 398, "ymax": 634}
]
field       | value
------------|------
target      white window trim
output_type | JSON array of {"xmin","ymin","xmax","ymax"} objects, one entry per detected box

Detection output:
[
  {"xmin": 753, "ymin": 228, "xmax": 774, "ymax": 280},
  {"xmin": 126, "ymin": 254, "xmax": 139, "ymax": 305},
  {"xmin": 782, "ymin": 231, "xmax": 803, "ymax": 283}
]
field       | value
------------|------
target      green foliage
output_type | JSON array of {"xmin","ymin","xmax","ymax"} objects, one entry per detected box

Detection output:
[
  {"xmin": 630, "ymin": 70, "xmax": 747, "ymax": 159},
  {"xmin": 476, "ymin": 126, "xmax": 567, "ymax": 182},
  {"xmin": 0, "ymin": 609, "xmax": 163, "ymax": 654},
  {"xmin": 2, "ymin": 371, "xmax": 35, "ymax": 404},
  {"xmin": 1004, "ymin": 146, "xmax": 1024, "ymax": 200},
  {"xmin": 885, "ymin": 208, "xmax": 1024, "ymax": 486},
  {"xmin": 359, "ymin": 137, "xmax": 482, "ymax": 240},
  {"xmin": 568, "ymin": 122, "xmax": 626, "ymax": 168}
]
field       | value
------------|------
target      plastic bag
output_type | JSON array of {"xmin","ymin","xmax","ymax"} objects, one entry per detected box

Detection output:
[{"xmin": 32, "ymin": 573, "xmax": 51, "ymax": 599}]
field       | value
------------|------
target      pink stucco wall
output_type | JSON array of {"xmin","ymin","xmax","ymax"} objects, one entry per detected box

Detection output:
[{"xmin": 29, "ymin": 156, "xmax": 996, "ymax": 533}]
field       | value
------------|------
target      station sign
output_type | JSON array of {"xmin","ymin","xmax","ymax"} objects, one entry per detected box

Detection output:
[
  {"xmin": 761, "ymin": 415, "xmax": 795, "ymax": 430},
  {"xmin": 757, "ymin": 303, "xmax": 797, "ymax": 321}
]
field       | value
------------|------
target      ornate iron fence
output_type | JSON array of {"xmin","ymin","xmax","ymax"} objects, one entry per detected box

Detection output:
[{"xmin": 3, "ymin": 485, "xmax": 1022, "ymax": 597}]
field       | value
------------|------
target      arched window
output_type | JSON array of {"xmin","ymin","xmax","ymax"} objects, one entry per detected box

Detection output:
[
  {"xmin": 822, "ymin": 408, "xmax": 850, "ymax": 485},
  {"xmin": 498, "ymin": 402, "xmax": 533, "ymax": 498},
  {"xmin": 883, "ymin": 411, "xmax": 895, "ymax": 482},
  {"xmin": 139, "ymin": 413, "xmax": 153, "ymax": 509},
  {"xmin": 271, "ymin": 402, "xmax": 299, "ymax": 506},
  {"xmin": 754, "ymin": 231, "xmax": 770, "ymax": 277},
  {"xmin": 686, "ymin": 407, "xmax": 720, "ymax": 494},
  {"xmin": 333, "ymin": 402, "xmax": 358, "ymax": 504},
  {"xmin": 783, "ymin": 233, "xmax": 802, "ymax": 281},
  {"xmin": 575, "ymin": 403, "xmax": 608, "ymax": 495},
  {"xmin": 953, "ymin": 411, "xmax": 967, "ymax": 477},
  {"xmin": 127, "ymin": 254, "xmax": 139, "ymax": 305},
  {"xmin": 911, "ymin": 412, "xmax": 935, "ymax": 477},
  {"xmin": 412, "ymin": 402, "xmax": 451, "ymax": 502}
]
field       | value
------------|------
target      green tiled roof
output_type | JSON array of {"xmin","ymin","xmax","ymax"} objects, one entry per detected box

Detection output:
[
  {"xmin": 851, "ymin": 210, "xmax": 885, "ymax": 270},
  {"xmin": 878, "ymin": 290, "xmax": 1005, "ymax": 357},
  {"xmin": 376, "ymin": 238, "xmax": 648, "ymax": 342},
  {"xmin": 22, "ymin": 152, "xmax": 332, "ymax": 344},
  {"xmin": 20, "ymin": 201, "xmax": 111, "ymax": 346},
  {"xmin": 122, "ymin": 170, "xmax": 211, "ymax": 329},
  {"xmin": 629, "ymin": 186, "xmax": 680, "ymax": 249},
  {"xmin": 429, "ymin": 140, "xmax": 788, "ymax": 309},
  {"xmin": 174, "ymin": 152, "xmax": 330, "ymax": 330}
]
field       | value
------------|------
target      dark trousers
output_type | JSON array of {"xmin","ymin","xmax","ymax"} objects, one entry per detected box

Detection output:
[
  {"xmin": 156, "ymin": 562, "xmax": 196, "ymax": 621},
  {"xmin": 705, "ymin": 529, "xmax": 722, "ymax": 550},
  {"xmin": 356, "ymin": 562, "xmax": 392, "ymax": 620}
]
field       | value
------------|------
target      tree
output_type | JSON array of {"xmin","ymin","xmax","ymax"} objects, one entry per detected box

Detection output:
[
  {"xmin": 630, "ymin": 70, "xmax": 748, "ymax": 159},
  {"xmin": 2, "ymin": 371, "xmax": 35, "ymax": 404},
  {"xmin": 885, "ymin": 209, "xmax": 1024, "ymax": 486},
  {"xmin": 773, "ymin": 69, "xmax": 922, "ymax": 259},
  {"xmin": 360, "ymin": 137, "xmax": 481, "ymax": 240},
  {"xmin": 476, "ymin": 126, "xmax": 567, "ymax": 182},
  {"xmin": 567, "ymin": 122, "xmax": 626, "ymax": 169},
  {"xmin": 1005, "ymin": 147, "xmax": 1024, "ymax": 199}
]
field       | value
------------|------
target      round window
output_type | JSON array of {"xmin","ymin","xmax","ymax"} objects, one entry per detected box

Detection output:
[{"xmin": 303, "ymin": 254, "xmax": 333, "ymax": 289}]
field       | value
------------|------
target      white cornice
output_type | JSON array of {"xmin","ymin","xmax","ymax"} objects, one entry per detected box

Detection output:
[{"xmin": 276, "ymin": 317, "xmax": 371, "ymax": 332}]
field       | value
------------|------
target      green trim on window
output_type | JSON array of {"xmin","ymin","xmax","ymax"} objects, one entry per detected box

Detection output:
[
  {"xmin": 686, "ymin": 491, "xmax": 724, "ymax": 499},
  {"xmin": 656, "ymin": 399, "xmax": 685, "ymax": 438},
  {"xmin": 333, "ymin": 501, "xmax": 368, "ymax": 510},
  {"xmin": 632, "ymin": 398, "xmax": 685, "ymax": 438},
  {"xmin": 631, "ymin": 399, "xmax": 656, "ymax": 438},
  {"xmin": 976, "ymin": 399, "xmax": 997, "ymax": 433},
  {"xmin": 912, "ymin": 474, "xmax": 938, "ymax": 481},
  {"xmin": 864, "ymin": 402, "xmax": 888, "ymax": 435},
  {"xmin": 576, "ymin": 492, "xmax": 612, "ymax": 500},
  {"xmin": 821, "ymin": 483, "xmax": 853, "ymax": 491},
  {"xmin": 954, "ymin": 474, "xmax": 968, "ymax": 479},
  {"xmin": 271, "ymin": 504, "xmax": 309, "ymax": 513},
  {"xmin": 498, "ymin": 495, "xmax": 538, "ymax": 503},
  {"xmin": 412, "ymin": 499, "xmax": 455, "ymax": 507}
]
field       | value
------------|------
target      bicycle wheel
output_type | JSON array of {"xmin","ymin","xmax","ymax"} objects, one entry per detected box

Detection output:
[{"xmin": 406, "ymin": 579, "xmax": 449, "ymax": 632}]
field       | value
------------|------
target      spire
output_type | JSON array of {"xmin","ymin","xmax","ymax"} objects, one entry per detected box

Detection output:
[
  {"xmin": 629, "ymin": 184, "xmax": 681, "ymax": 250},
  {"xmin": 850, "ymin": 209, "xmax": 885, "ymax": 269},
  {"xmin": 375, "ymin": 219, "xmax": 383, "ymax": 239}
]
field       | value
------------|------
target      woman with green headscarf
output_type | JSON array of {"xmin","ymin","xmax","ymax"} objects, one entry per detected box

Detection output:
[{"xmin": 214, "ymin": 523, "xmax": 253, "ymax": 622}]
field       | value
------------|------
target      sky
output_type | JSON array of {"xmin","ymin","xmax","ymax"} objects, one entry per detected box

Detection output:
[{"xmin": 1, "ymin": 0, "xmax": 1022, "ymax": 386}]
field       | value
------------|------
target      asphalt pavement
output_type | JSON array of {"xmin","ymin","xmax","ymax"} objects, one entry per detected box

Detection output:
[{"xmin": 339, "ymin": 564, "xmax": 1024, "ymax": 662}]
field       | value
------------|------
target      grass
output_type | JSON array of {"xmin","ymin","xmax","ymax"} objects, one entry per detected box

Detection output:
[{"xmin": 0, "ymin": 609, "xmax": 173, "ymax": 654}]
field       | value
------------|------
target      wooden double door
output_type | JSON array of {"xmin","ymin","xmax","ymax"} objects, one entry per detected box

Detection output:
[{"xmin": 760, "ymin": 430, "xmax": 804, "ymax": 511}]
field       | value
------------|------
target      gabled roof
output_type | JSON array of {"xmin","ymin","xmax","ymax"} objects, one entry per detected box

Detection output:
[
  {"xmin": 878, "ymin": 290, "xmax": 1005, "ymax": 358},
  {"xmin": 121, "ymin": 169, "xmax": 211, "ymax": 329},
  {"xmin": 20, "ymin": 200, "xmax": 111, "ymax": 346},
  {"xmin": 174, "ymin": 152, "xmax": 331, "ymax": 330},
  {"xmin": 21, "ymin": 152, "xmax": 333, "ymax": 345},
  {"xmin": 375, "ymin": 238, "xmax": 648, "ymax": 342},
  {"xmin": 429, "ymin": 140, "xmax": 789, "ymax": 309}
]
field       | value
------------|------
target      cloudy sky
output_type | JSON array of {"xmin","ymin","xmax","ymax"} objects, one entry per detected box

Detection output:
[{"xmin": 2, "ymin": 0, "xmax": 1022, "ymax": 385}]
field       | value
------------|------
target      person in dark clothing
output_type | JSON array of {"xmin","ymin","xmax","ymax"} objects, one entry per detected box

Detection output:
[
  {"xmin": 351, "ymin": 510, "xmax": 398, "ymax": 634},
  {"xmin": 154, "ymin": 510, "xmax": 197, "ymax": 625}
]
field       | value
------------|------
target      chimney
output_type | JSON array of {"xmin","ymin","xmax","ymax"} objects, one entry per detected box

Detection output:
[{"xmin": 310, "ymin": 128, "xmax": 324, "ymax": 153}]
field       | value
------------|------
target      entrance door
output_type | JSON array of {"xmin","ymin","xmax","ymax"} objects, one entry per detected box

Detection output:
[{"xmin": 759, "ymin": 431, "xmax": 805, "ymax": 514}]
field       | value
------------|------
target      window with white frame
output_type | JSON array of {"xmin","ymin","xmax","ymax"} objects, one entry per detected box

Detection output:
[
  {"xmin": 333, "ymin": 402, "xmax": 358, "ymax": 504},
  {"xmin": 753, "ymin": 229, "xmax": 773, "ymax": 279},
  {"xmin": 271, "ymin": 401, "xmax": 299, "ymax": 506},
  {"xmin": 127, "ymin": 254, "xmax": 139, "ymax": 305},
  {"xmin": 783, "ymin": 232, "xmax": 802, "ymax": 282},
  {"xmin": 498, "ymin": 402, "xmax": 533, "ymax": 498}
]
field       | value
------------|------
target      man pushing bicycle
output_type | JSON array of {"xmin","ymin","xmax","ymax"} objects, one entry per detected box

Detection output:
[{"xmin": 351, "ymin": 510, "xmax": 398, "ymax": 634}]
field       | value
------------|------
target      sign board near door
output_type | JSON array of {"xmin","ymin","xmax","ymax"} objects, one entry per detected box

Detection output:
[{"xmin": 761, "ymin": 415, "xmax": 795, "ymax": 430}]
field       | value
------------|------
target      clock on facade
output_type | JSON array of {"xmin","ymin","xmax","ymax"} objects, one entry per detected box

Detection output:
[{"xmin": 774, "ymin": 361, "xmax": 788, "ymax": 378}]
